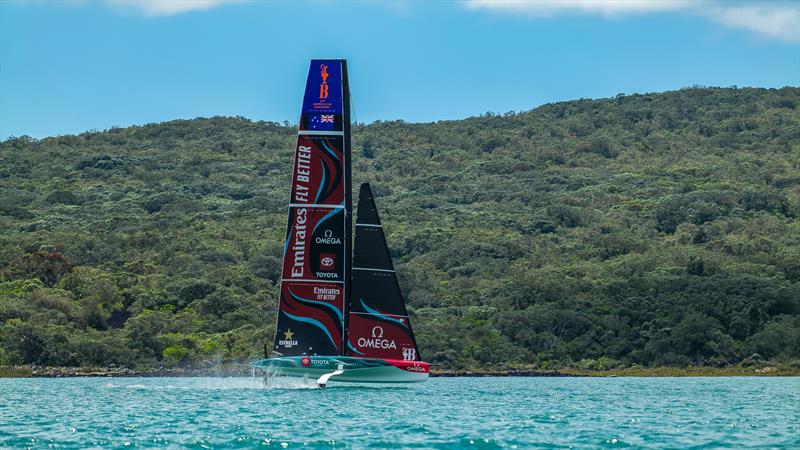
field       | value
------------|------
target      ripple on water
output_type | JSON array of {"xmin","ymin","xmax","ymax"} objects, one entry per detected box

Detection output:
[{"xmin": 1, "ymin": 377, "xmax": 798, "ymax": 449}]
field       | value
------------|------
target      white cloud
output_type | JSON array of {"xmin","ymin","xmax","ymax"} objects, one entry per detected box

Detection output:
[
  {"xmin": 704, "ymin": 5, "xmax": 800, "ymax": 42},
  {"xmin": 464, "ymin": 0, "xmax": 692, "ymax": 17},
  {"xmin": 108, "ymin": 0, "xmax": 239, "ymax": 17},
  {"xmin": 464, "ymin": 0, "xmax": 800, "ymax": 42}
]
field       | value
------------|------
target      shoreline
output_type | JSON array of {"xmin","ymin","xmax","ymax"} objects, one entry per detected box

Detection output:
[{"xmin": 2, "ymin": 364, "xmax": 798, "ymax": 378}]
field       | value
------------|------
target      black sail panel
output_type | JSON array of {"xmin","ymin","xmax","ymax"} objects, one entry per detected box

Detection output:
[{"xmin": 346, "ymin": 183, "xmax": 421, "ymax": 361}]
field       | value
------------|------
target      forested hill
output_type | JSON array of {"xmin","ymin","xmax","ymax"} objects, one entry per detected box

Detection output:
[{"xmin": 1, "ymin": 87, "xmax": 799, "ymax": 371}]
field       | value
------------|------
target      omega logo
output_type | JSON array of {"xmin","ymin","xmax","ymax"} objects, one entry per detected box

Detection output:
[{"xmin": 315, "ymin": 229, "xmax": 342, "ymax": 245}]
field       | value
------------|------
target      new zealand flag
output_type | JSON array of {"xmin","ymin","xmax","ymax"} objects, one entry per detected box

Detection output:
[{"xmin": 309, "ymin": 114, "xmax": 335, "ymax": 131}]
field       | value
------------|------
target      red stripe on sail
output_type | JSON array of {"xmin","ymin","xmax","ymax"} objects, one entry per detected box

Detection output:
[
  {"xmin": 279, "ymin": 281, "xmax": 344, "ymax": 354},
  {"xmin": 290, "ymin": 135, "xmax": 344, "ymax": 206}
]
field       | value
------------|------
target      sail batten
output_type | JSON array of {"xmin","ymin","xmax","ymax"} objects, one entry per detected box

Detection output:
[
  {"xmin": 273, "ymin": 60, "xmax": 351, "ymax": 357},
  {"xmin": 280, "ymin": 278, "xmax": 344, "ymax": 284}
]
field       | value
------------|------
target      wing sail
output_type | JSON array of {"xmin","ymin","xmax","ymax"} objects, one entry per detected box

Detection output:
[{"xmin": 273, "ymin": 60, "xmax": 351, "ymax": 356}]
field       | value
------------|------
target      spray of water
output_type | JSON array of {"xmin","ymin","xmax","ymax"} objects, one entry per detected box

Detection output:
[{"xmin": 255, "ymin": 367, "xmax": 319, "ymax": 390}]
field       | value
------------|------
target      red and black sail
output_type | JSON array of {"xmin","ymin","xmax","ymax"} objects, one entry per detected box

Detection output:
[
  {"xmin": 274, "ymin": 60, "xmax": 351, "ymax": 356},
  {"xmin": 274, "ymin": 60, "xmax": 420, "ymax": 362},
  {"xmin": 345, "ymin": 183, "xmax": 422, "ymax": 361}
]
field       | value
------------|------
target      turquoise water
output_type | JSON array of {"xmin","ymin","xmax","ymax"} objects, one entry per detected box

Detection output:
[{"xmin": 1, "ymin": 377, "xmax": 798, "ymax": 449}]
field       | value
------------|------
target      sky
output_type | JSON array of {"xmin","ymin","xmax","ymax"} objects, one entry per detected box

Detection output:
[{"xmin": 1, "ymin": 0, "xmax": 798, "ymax": 139}]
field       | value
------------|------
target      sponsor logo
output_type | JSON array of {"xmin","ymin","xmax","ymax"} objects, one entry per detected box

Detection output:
[
  {"xmin": 309, "ymin": 63, "xmax": 335, "ymax": 112},
  {"xmin": 289, "ymin": 143, "xmax": 313, "ymax": 278},
  {"xmin": 294, "ymin": 145, "xmax": 312, "ymax": 202},
  {"xmin": 314, "ymin": 231, "xmax": 342, "ymax": 278},
  {"xmin": 319, "ymin": 253, "xmax": 336, "ymax": 270},
  {"xmin": 319, "ymin": 64, "xmax": 329, "ymax": 99},
  {"xmin": 357, "ymin": 326, "xmax": 397, "ymax": 350},
  {"xmin": 402, "ymin": 347, "xmax": 416, "ymax": 361},
  {"xmin": 357, "ymin": 337, "xmax": 396, "ymax": 349},
  {"xmin": 313, "ymin": 286, "xmax": 340, "ymax": 300},
  {"xmin": 301, "ymin": 356, "xmax": 310, "ymax": 366},
  {"xmin": 279, "ymin": 329, "xmax": 298, "ymax": 348},
  {"xmin": 315, "ymin": 229, "xmax": 342, "ymax": 245},
  {"xmin": 405, "ymin": 362, "xmax": 427, "ymax": 373},
  {"xmin": 290, "ymin": 208, "xmax": 308, "ymax": 278}
]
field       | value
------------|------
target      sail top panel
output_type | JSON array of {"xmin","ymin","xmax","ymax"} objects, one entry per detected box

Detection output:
[
  {"xmin": 354, "ymin": 183, "xmax": 382, "ymax": 225},
  {"xmin": 300, "ymin": 59, "xmax": 345, "ymax": 133}
]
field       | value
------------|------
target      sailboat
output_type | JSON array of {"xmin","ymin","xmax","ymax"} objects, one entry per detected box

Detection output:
[{"xmin": 251, "ymin": 59, "xmax": 429, "ymax": 386}]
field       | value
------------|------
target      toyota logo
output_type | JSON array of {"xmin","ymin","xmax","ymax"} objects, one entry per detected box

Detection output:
[{"xmin": 321, "ymin": 257, "xmax": 334, "ymax": 267}]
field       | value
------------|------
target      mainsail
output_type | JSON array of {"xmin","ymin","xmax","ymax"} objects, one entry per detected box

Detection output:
[
  {"xmin": 273, "ymin": 60, "xmax": 351, "ymax": 356},
  {"xmin": 346, "ymin": 183, "xmax": 422, "ymax": 361}
]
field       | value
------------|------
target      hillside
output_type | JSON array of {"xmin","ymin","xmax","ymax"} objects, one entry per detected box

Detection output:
[{"xmin": 1, "ymin": 87, "xmax": 799, "ymax": 371}]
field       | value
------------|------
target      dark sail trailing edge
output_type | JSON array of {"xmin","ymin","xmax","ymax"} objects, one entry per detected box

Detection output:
[
  {"xmin": 346, "ymin": 183, "xmax": 422, "ymax": 361},
  {"xmin": 273, "ymin": 60, "xmax": 351, "ymax": 357}
]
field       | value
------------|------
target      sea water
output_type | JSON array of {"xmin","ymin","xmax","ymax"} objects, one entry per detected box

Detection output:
[{"xmin": 0, "ymin": 376, "xmax": 797, "ymax": 449}]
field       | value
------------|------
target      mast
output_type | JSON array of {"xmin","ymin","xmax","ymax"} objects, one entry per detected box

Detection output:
[
  {"xmin": 272, "ymin": 59, "xmax": 351, "ymax": 357},
  {"xmin": 341, "ymin": 61, "xmax": 352, "ymax": 356}
]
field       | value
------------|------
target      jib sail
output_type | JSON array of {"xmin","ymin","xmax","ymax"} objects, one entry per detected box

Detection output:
[
  {"xmin": 273, "ymin": 60, "xmax": 352, "ymax": 357},
  {"xmin": 346, "ymin": 183, "xmax": 422, "ymax": 361}
]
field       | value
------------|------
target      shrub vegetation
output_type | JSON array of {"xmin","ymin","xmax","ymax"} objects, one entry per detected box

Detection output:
[{"xmin": 1, "ymin": 87, "xmax": 799, "ymax": 370}]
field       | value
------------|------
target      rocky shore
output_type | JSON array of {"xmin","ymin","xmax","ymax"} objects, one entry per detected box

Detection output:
[
  {"xmin": 0, "ymin": 365, "xmax": 256, "ymax": 378},
  {"xmin": 2, "ymin": 363, "xmax": 798, "ymax": 378}
]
